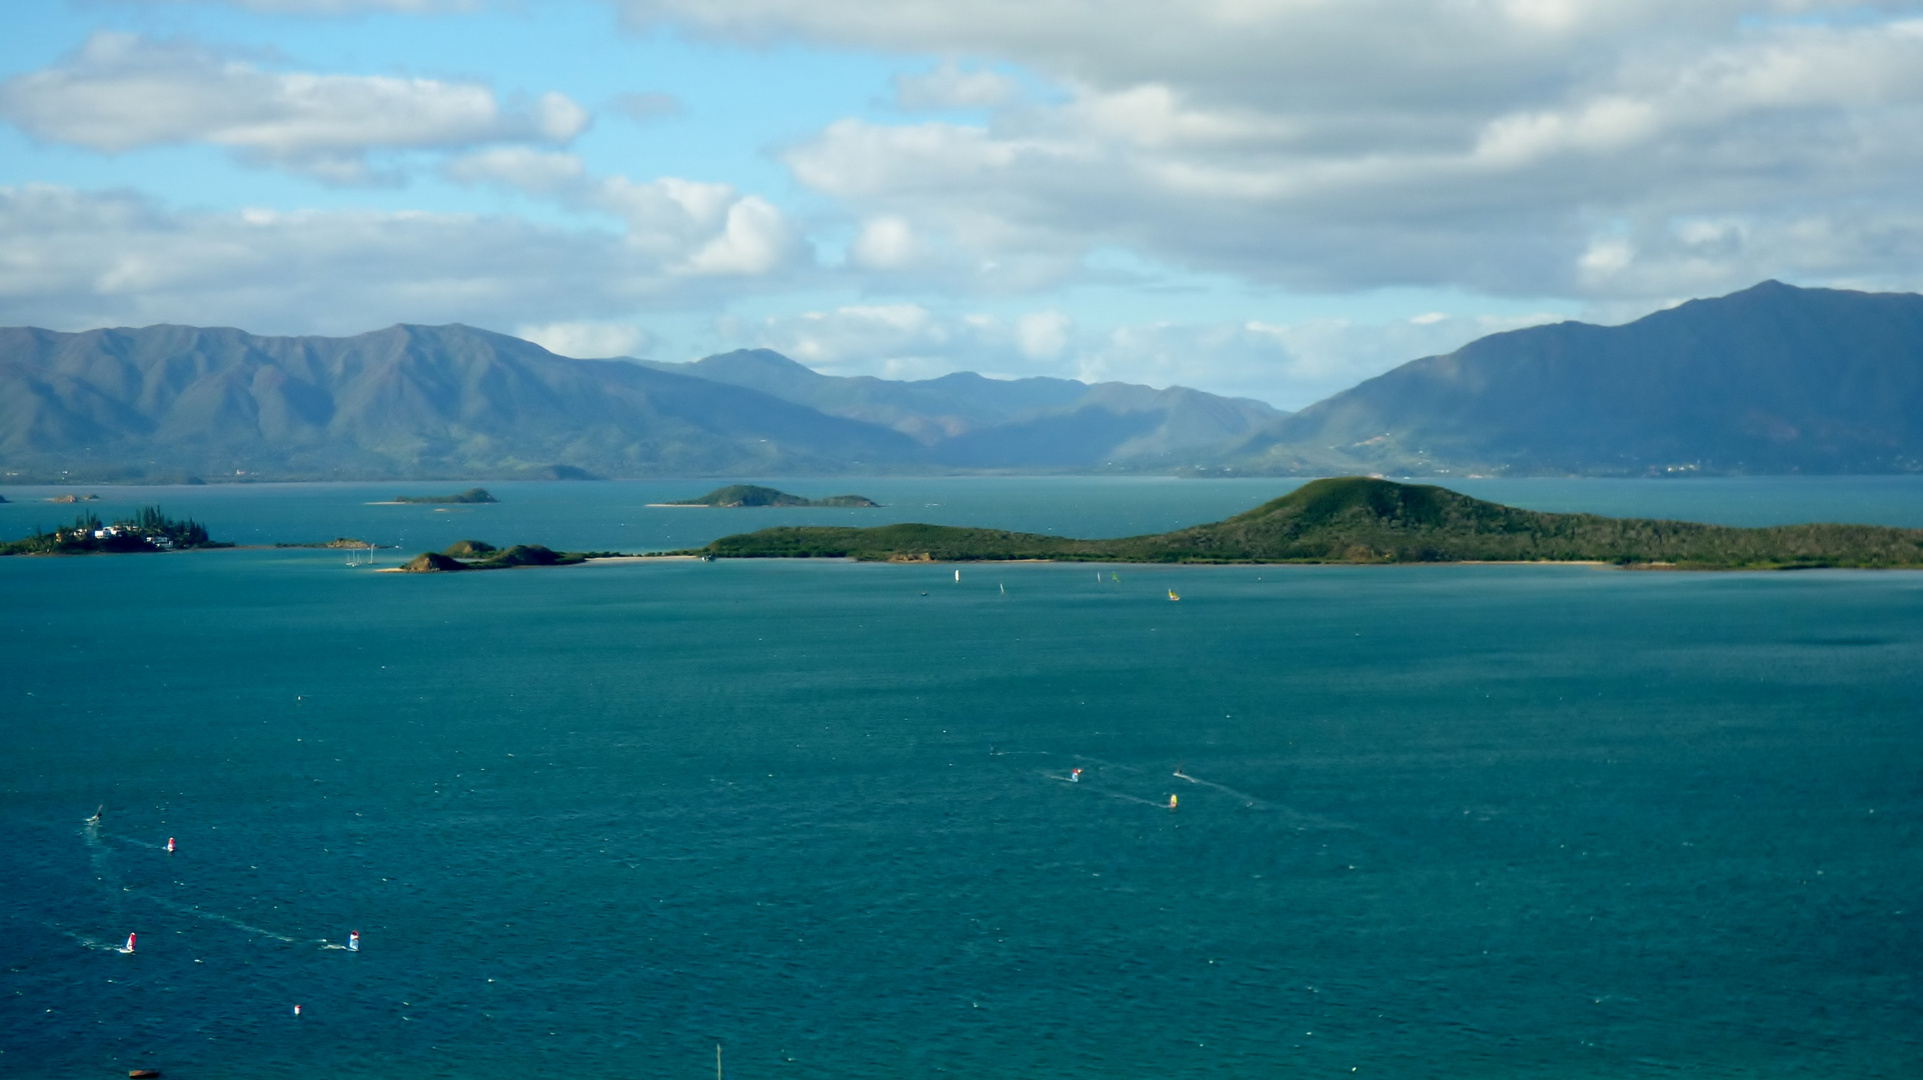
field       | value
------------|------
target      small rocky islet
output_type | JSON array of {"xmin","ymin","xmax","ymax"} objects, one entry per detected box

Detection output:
[{"xmin": 397, "ymin": 540, "xmax": 626, "ymax": 573}]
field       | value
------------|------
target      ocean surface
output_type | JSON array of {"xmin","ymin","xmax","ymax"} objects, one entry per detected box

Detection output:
[{"xmin": 2, "ymin": 477, "xmax": 1920, "ymax": 1079}]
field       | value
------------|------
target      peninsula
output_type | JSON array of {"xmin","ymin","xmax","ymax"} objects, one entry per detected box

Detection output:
[
  {"xmin": 689, "ymin": 477, "xmax": 1923, "ymax": 570},
  {"xmin": 391, "ymin": 487, "xmax": 498, "ymax": 504},
  {"xmin": 653, "ymin": 484, "xmax": 880, "ymax": 508}
]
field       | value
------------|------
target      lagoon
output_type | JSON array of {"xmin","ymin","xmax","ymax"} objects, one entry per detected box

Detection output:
[{"xmin": 2, "ymin": 477, "xmax": 1920, "ymax": 1079}]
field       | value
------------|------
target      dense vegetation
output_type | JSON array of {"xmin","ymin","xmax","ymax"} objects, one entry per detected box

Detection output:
[
  {"xmin": 697, "ymin": 477, "xmax": 1923, "ymax": 570},
  {"xmin": 1, "ymin": 506, "xmax": 222, "ymax": 556},
  {"xmin": 398, "ymin": 541, "xmax": 627, "ymax": 572},
  {"xmin": 663, "ymin": 484, "xmax": 879, "ymax": 507},
  {"xmin": 394, "ymin": 487, "xmax": 498, "ymax": 504}
]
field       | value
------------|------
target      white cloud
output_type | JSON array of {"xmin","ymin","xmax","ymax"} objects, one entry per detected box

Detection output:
[
  {"xmin": 894, "ymin": 62, "xmax": 1019, "ymax": 110},
  {"xmin": 677, "ymin": 196, "xmax": 797, "ymax": 275},
  {"xmin": 0, "ymin": 184, "xmax": 799, "ymax": 335},
  {"xmin": 443, "ymin": 147, "xmax": 587, "ymax": 193},
  {"xmin": 515, "ymin": 321, "xmax": 652, "ymax": 358},
  {"xmin": 613, "ymin": 1, "xmax": 1923, "ymax": 303},
  {"xmin": 0, "ymin": 32, "xmax": 588, "ymax": 182},
  {"xmin": 718, "ymin": 301, "xmax": 1571, "ymax": 407},
  {"xmin": 444, "ymin": 154, "xmax": 808, "ymax": 279},
  {"xmin": 1015, "ymin": 310, "xmax": 1070, "ymax": 359},
  {"xmin": 849, "ymin": 216, "xmax": 921, "ymax": 269}
]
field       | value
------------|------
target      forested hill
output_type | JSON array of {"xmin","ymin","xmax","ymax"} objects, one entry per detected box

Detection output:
[{"xmin": 696, "ymin": 477, "xmax": 1923, "ymax": 569}]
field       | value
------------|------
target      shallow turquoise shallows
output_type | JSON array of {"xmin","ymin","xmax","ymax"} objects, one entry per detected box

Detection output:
[{"xmin": 3, "ymin": 478, "xmax": 1921, "ymax": 1079}]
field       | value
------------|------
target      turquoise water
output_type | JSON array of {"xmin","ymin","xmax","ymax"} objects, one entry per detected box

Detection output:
[
  {"xmin": 7, "ymin": 474, "xmax": 1923, "ymax": 558},
  {"xmin": 3, "ymin": 479, "xmax": 1921, "ymax": 1079}
]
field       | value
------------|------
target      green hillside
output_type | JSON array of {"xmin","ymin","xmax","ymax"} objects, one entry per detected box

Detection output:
[
  {"xmin": 698, "ymin": 477, "xmax": 1923, "ymax": 569},
  {"xmin": 662, "ymin": 484, "xmax": 879, "ymax": 507}
]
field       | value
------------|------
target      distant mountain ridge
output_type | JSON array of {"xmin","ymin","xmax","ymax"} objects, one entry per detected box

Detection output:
[
  {"xmin": 1227, "ymin": 281, "xmax": 1923, "ymax": 476},
  {"xmin": 0, "ymin": 323, "xmax": 923, "ymax": 481},
  {"xmin": 640, "ymin": 348, "xmax": 1283, "ymax": 466},
  {"xmin": 0, "ymin": 323, "xmax": 1277, "ymax": 482},
  {"xmin": 8, "ymin": 280, "xmax": 1922, "ymax": 483}
]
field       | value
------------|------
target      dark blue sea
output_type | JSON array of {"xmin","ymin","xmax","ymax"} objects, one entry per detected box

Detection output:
[{"xmin": 3, "ymin": 477, "xmax": 1920, "ymax": 1079}]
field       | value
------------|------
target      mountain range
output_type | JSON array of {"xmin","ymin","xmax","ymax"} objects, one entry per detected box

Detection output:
[
  {"xmin": 3, "ymin": 280, "xmax": 1921, "ymax": 482},
  {"xmin": 0, "ymin": 324, "xmax": 1278, "ymax": 482}
]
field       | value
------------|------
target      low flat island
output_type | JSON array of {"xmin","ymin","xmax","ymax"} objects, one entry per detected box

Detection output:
[
  {"xmin": 685, "ymin": 477, "xmax": 1923, "ymax": 569},
  {"xmin": 387, "ymin": 487, "xmax": 498, "ymax": 505}
]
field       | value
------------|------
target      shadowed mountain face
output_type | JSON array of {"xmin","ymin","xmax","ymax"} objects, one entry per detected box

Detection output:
[
  {"xmin": 1229, "ymin": 281, "xmax": 1923, "ymax": 476},
  {"xmin": 0, "ymin": 324, "xmax": 923, "ymax": 481},
  {"xmin": 643, "ymin": 348, "xmax": 1285, "ymax": 466}
]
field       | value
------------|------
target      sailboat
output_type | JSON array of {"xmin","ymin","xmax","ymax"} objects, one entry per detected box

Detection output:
[{"xmin": 1167, "ymin": 589, "xmax": 1181, "ymax": 602}]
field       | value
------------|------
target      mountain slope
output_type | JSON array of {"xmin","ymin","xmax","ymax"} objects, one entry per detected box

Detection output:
[
  {"xmin": 1229, "ymin": 281, "xmax": 1923, "ymax": 476},
  {"xmin": 643, "ymin": 348, "xmax": 1284, "ymax": 466},
  {"xmin": 0, "ymin": 324, "xmax": 923, "ymax": 481}
]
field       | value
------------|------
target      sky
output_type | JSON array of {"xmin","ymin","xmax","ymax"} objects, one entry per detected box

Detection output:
[{"xmin": 5, "ymin": 1, "xmax": 1923, "ymax": 409}]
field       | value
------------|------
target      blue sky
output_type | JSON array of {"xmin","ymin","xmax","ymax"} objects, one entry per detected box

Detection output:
[{"xmin": 5, "ymin": 1, "xmax": 1923, "ymax": 408}]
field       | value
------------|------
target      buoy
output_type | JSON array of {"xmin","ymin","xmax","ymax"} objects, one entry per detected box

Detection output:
[
  {"xmin": 348, "ymin": 931, "xmax": 360, "ymax": 952},
  {"xmin": 166, "ymin": 837, "xmax": 175, "ymax": 853},
  {"xmin": 125, "ymin": 933, "xmax": 136, "ymax": 953}
]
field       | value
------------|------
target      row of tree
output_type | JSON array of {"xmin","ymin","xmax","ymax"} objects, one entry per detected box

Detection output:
[{"xmin": 1, "ymin": 506, "xmax": 217, "ymax": 556}]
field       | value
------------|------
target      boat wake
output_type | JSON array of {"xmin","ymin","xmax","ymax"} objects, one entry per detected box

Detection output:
[
  {"xmin": 1172, "ymin": 769, "xmax": 1270, "ymax": 809},
  {"xmin": 130, "ymin": 892, "xmax": 301, "ymax": 945},
  {"xmin": 58, "ymin": 929, "xmax": 131, "ymax": 953},
  {"xmin": 1106, "ymin": 792, "xmax": 1176, "ymax": 808},
  {"xmin": 78, "ymin": 817, "xmax": 320, "ymax": 948}
]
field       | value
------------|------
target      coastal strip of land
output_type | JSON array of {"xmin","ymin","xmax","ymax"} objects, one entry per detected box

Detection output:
[
  {"xmin": 370, "ymin": 487, "xmax": 499, "ymax": 506},
  {"xmin": 681, "ymin": 477, "xmax": 1923, "ymax": 570}
]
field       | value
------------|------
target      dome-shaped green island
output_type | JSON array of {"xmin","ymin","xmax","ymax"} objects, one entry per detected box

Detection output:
[{"xmin": 654, "ymin": 485, "xmax": 879, "ymax": 508}]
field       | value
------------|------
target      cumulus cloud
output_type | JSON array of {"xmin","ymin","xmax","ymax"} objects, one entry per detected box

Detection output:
[
  {"xmin": 894, "ymin": 62, "xmax": 1019, "ymax": 110},
  {"xmin": 443, "ymin": 147, "xmax": 588, "ymax": 194},
  {"xmin": 0, "ymin": 32, "xmax": 588, "ymax": 182},
  {"xmin": 719, "ymin": 301, "xmax": 1564, "ymax": 407},
  {"xmin": 615, "ymin": 1, "xmax": 1923, "ymax": 303},
  {"xmin": 0, "ymin": 184, "xmax": 796, "ymax": 335},
  {"xmin": 515, "ymin": 320, "xmax": 653, "ymax": 358},
  {"xmin": 443, "ymin": 148, "xmax": 807, "ymax": 278}
]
